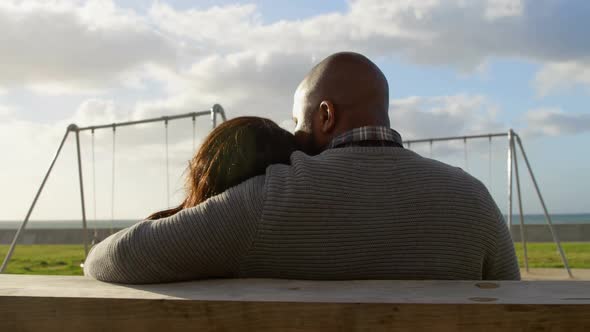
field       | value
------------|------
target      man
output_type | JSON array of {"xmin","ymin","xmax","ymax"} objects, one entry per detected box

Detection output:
[{"xmin": 84, "ymin": 52, "xmax": 520, "ymax": 283}]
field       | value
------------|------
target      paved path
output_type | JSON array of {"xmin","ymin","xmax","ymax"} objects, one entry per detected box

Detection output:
[{"xmin": 521, "ymin": 268, "xmax": 590, "ymax": 280}]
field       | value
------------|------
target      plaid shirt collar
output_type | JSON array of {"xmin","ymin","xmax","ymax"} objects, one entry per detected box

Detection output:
[{"xmin": 327, "ymin": 126, "xmax": 404, "ymax": 149}]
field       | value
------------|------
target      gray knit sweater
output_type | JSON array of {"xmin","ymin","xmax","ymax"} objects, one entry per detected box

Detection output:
[{"xmin": 84, "ymin": 147, "xmax": 520, "ymax": 283}]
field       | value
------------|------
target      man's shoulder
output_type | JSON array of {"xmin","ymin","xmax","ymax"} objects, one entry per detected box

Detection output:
[
  {"xmin": 267, "ymin": 147, "xmax": 475, "ymax": 176},
  {"xmin": 270, "ymin": 148, "xmax": 492, "ymax": 205},
  {"xmin": 277, "ymin": 148, "xmax": 473, "ymax": 177}
]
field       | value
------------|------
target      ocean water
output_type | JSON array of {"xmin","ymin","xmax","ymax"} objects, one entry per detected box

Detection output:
[{"xmin": 0, "ymin": 213, "xmax": 589, "ymax": 229}]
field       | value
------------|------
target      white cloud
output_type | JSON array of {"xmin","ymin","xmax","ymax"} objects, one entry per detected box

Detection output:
[
  {"xmin": 71, "ymin": 99, "xmax": 118, "ymax": 125},
  {"xmin": 524, "ymin": 108, "xmax": 590, "ymax": 136},
  {"xmin": 387, "ymin": 94, "xmax": 507, "ymax": 158},
  {"xmin": 0, "ymin": 104, "xmax": 14, "ymax": 119},
  {"xmin": 0, "ymin": 115, "xmax": 74, "ymax": 219},
  {"xmin": 149, "ymin": 3, "xmax": 261, "ymax": 45},
  {"xmin": 144, "ymin": 0, "xmax": 590, "ymax": 93},
  {"xmin": 485, "ymin": 0, "xmax": 523, "ymax": 20},
  {"xmin": 390, "ymin": 94, "xmax": 504, "ymax": 140},
  {"xmin": 146, "ymin": 1, "xmax": 587, "ymax": 66},
  {"xmin": 0, "ymin": 0, "xmax": 178, "ymax": 94},
  {"xmin": 2, "ymin": 0, "xmax": 589, "ymax": 97},
  {"xmin": 134, "ymin": 51, "xmax": 314, "ymax": 122},
  {"xmin": 62, "ymin": 98, "xmax": 198, "ymax": 152},
  {"xmin": 534, "ymin": 61, "xmax": 590, "ymax": 96}
]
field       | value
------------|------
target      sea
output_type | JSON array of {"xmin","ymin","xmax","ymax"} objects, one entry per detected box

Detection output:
[{"xmin": 0, "ymin": 213, "xmax": 589, "ymax": 229}]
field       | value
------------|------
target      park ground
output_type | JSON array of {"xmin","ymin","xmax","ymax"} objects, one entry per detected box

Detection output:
[{"xmin": 0, "ymin": 243, "xmax": 589, "ymax": 276}]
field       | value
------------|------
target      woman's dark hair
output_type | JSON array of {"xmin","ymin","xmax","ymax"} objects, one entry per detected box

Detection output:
[{"xmin": 147, "ymin": 116, "xmax": 297, "ymax": 220}]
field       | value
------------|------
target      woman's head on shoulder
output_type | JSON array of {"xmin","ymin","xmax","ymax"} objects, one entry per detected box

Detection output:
[
  {"xmin": 185, "ymin": 116, "xmax": 297, "ymax": 206},
  {"xmin": 148, "ymin": 116, "xmax": 297, "ymax": 220}
]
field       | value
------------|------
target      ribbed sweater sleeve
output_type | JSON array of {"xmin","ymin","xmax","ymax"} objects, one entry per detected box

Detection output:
[
  {"xmin": 484, "ymin": 204, "xmax": 521, "ymax": 280},
  {"xmin": 473, "ymin": 181, "xmax": 521, "ymax": 280},
  {"xmin": 83, "ymin": 176, "xmax": 266, "ymax": 284}
]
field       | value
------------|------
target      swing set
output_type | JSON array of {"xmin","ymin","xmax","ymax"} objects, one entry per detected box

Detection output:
[
  {"xmin": 0, "ymin": 110, "xmax": 572, "ymax": 278},
  {"xmin": 0, "ymin": 104, "xmax": 227, "ymax": 273},
  {"xmin": 404, "ymin": 131, "xmax": 572, "ymax": 278}
]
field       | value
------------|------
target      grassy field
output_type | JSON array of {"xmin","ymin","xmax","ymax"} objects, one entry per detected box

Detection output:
[
  {"xmin": 514, "ymin": 242, "xmax": 590, "ymax": 269},
  {"xmin": 0, "ymin": 245, "xmax": 85, "ymax": 275},
  {"xmin": 0, "ymin": 243, "xmax": 588, "ymax": 275}
]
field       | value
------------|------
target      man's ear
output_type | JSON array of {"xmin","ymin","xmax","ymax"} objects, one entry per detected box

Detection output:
[{"xmin": 318, "ymin": 100, "xmax": 336, "ymax": 134}]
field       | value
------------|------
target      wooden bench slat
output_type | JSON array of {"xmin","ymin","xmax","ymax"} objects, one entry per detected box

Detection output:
[
  {"xmin": 1, "ymin": 275, "xmax": 589, "ymax": 331},
  {"xmin": 1, "ymin": 275, "xmax": 589, "ymax": 304}
]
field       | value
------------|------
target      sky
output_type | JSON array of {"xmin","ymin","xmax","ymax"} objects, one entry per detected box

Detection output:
[{"xmin": 0, "ymin": 0, "xmax": 589, "ymax": 223}]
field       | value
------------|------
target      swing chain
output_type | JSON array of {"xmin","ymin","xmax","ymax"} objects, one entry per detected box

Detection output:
[
  {"xmin": 110, "ymin": 125, "xmax": 116, "ymax": 235},
  {"xmin": 90, "ymin": 129, "xmax": 98, "ymax": 245},
  {"xmin": 192, "ymin": 115, "xmax": 196, "ymax": 152},
  {"xmin": 164, "ymin": 119, "xmax": 170, "ymax": 208},
  {"xmin": 463, "ymin": 137, "xmax": 468, "ymax": 171}
]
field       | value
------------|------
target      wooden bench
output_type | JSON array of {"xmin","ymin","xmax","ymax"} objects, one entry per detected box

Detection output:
[{"xmin": 1, "ymin": 275, "xmax": 589, "ymax": 331}]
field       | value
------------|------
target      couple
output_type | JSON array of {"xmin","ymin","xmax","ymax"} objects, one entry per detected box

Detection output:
[{"xmin": 84, "ymin": 52, "xmax": 520, "ymax": 283}]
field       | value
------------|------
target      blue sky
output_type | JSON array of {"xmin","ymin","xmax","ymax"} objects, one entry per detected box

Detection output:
[
  {"xmin": 0, "ymin": 0, "xmax": 589, "ymax": 221},
  {"xmin": 121, "ymin": 0, "xmax": 348, "ymax": 20}
]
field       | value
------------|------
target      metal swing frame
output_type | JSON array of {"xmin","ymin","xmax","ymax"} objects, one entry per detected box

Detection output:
[
  {"xmin": 404, "ymin": 129, "xmax": 573, "ymax": 278},
  {"xmin": 0, "ymin": 104, "xmax": 226, "ymax": 273}
]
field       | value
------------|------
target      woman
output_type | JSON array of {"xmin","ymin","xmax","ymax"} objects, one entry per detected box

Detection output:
[{"xmin": 146, "ymin": 116, "xmax": 297, "ymax": 220}]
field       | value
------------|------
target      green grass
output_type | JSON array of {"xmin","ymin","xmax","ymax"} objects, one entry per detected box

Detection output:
[
  {"xmin": 0, "ymin": 243, "xmax": 588, "ymax": 275},
  {"xmin": 0, "ymin": 245, "xmax": 85, "ymax": 275},
  {"xmin": 514, "ymin": 242, "xmax": 590, "ymax": 269}
]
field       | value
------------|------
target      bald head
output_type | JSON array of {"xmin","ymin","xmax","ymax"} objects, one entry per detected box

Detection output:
[{"xmin": 292, "ymin": 52, "xmax": 390, "ymax": 154}]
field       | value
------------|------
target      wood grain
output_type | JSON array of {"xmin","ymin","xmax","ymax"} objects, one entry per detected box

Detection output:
[{"xmin": 1, "ymin": 275, "xmax": 589, "ymax": 331}]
